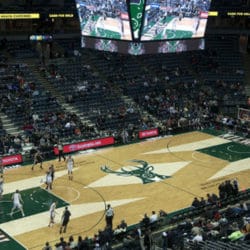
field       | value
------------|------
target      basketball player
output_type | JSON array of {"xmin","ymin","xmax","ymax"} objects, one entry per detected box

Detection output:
[
  {"xmin": 178, "ymin": 11, "xmax": 183, "ymax": 21},
  {"xmin": 49, "ymin": 164, "xmax": 55, "ymax": 182},
  {"xmin": 45, "ymin": 171, "xmax": 53, "ymax": 190},
  {"xmin": 10, "ymin": 189, "xmax": 25, "ymax": 217},
  {"xmin": 59, "ymin": 206, "xmax": 71, "ymax": 234},
  {"xmin": 58, "ymin": 141, "xmax": 66, "ymax": 162},
  {"xmin": 193, "ymin": 16, "xmax": 200, "ymax": 35},
  {"xmin": 117, "ymin": 17, "xmax": 124, "ymax": 37},
  {"xmin": 31, "ymin": 150, "xmax": 43, "ymax": 170},
  {"xmin": 66, "ymin": 155, "xmax": 74, "ymax": 181},
  {"xmin": 172, "ymin": 17, "xmax": 177, "ymax": 33},
  {"xmin": 48, "ymin": 201, "xmax": 57, "ymax": 227}
]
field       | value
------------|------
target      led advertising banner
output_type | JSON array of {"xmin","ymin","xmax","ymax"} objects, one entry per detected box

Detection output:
[
  {"xmin": 81, "ymin": 36, "xmax": 205, "ymax": 55},
  {"xmin": 139, "ymin": 128, "xmax": 159, "ymax": 139},
  {"xmin": 53, "ymin": 137, "xmax": 115, "ymax": 154},
  {"xmin": 2, "ymin": 154, "xmax": 23, "ymax": 166}
]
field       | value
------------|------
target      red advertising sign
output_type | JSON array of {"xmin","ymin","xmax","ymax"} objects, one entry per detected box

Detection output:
[
  {"xmin": 120, "ymin": 13, "xmax": 129, "ymax": 20},
  {"xmin": 200, "ymin": 11, "xmax": 208, "ymax": 18},
  {"xmin": 139, "ymin": 128, "xmax": 159, "ymax": 139},
  {"xmin": 2, "ymin": 154, "xmax": 23, "ymax": 166},
  {"xmin": 54, "ymin": 137, "xmax": 115, "ymax": 155}
]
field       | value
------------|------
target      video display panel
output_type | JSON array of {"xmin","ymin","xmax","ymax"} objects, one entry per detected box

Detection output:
[
  {"xmin": 141, "ymin": 0, "xmax": 212, "ymax": 41},
  {"xmin": 81, "ymin": 36, "xmax": 205, "ymax": 55},
  {"xmin": 75, "ymin": 0, "xmax": 132, "ymax": 40}
]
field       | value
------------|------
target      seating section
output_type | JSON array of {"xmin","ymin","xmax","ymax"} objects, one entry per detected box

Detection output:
[
  {"xmin": 189, "ymin": 35, "xmax": 246, "ymax": 115},
  {"xmin": 111, "ymin": 189, "xmax": 250, "ymax": 250},
  {"xmin": 73, "ymin": 35, "xmax": 247, "ymax": 130},
  {"xmin": 0, "ymin": 61, "xmax": 97, "ymax": 156},
  {"xmin": 0, "ymin": 34, "xmax": 249, "ymax": 249},
  {"xmin": 7, "ymin": 40, "xmax": 38, "ymax": 59},
  {"xmin": 0, "ymin": 34, "xmax": 248, "ymax": 155},
  {"xmin": 0, "ymin": 63, "xmax": 60, "ymax": 126},
  {"xmin": 45, "ymin": 54, "xmax": 147, "ymax": 138},
  {"xmin": 0, "ymin": 119, "xmax": 5, "ymax": 135},
  {"xmin": 54, "ymin": 38, "xmax": 82, "ymax": 57}
]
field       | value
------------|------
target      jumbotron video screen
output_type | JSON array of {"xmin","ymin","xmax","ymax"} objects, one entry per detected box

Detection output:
[
  {"xmin": 141, "ymin": 0, "xmax": 211, "ymax": 41},
  {"xmin": 75, "ymin": 0, "xmax": 212, "ymax": 54},
  {"xmin": 76, "ymin": 0, "xmax": 211, "ymax": 41},
  {"xmin": 75, "ymin": 0, "xmax": 132, "ymax": 40}
]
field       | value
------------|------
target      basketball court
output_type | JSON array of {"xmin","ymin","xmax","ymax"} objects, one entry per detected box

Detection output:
[
  {"xmin": 141, "ymin": 16, "xmax": 207, "ymax": 40},
  {"xmin": 82, "ymin": 16, "xmax": 131, "ymax": 40},
  {"xmin": 0, "ymin": 130, "xmax": 250, "ymax": 249}
]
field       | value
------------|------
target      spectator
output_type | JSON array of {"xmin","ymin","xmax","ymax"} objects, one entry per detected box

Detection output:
[
  {"xmin": 150, "ymin": 211, "xmax": 158, "ymax": 224},
  {"xmin": 42, "ymin": 241, "xmax": 52, "ymax": 250},
  {"xmin": 191, "ymin": 197, "xmax": 200, "ymax": 208}
]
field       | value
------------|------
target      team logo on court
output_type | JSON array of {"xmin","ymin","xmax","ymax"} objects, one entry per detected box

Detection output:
[{"xmin": 101, "ymin": 159, "xmax": 170, "ymax": 184}]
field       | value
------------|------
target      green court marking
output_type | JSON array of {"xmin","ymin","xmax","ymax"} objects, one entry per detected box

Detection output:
[
  {"xmin": 0, "ymin": 187, "xmax": 69, "ymax": 223},
  {"xmin": 92, "ymin": 28, "xmax": 121, "ymax": 40},
  {"xmin": 198, "ymin": 142, "xmax": 250, "ymax": 162},
  {"xmin": 0, "ymin": 229, "xmax": 26, "ymax": 250},
  {"xmin": 154, "ymin": 29, "xmax": 193, "ymax": 40},
  {"xmin": 91, "ymin": 15, "xmax": 99, "ymax": 22}
]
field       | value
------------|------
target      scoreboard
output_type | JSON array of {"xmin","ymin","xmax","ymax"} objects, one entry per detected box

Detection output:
[
  {"xmin": 0, "ymin": 0, "xmax": 249, "ymax": 55},
  {"xmin": 75, "ymin": 0, "xmax": 212, "ymax": 41}
]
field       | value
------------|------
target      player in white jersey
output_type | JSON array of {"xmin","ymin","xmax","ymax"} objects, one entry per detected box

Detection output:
[
  {"xmin": 10, "ymin": 189, "xmax": 25, "ymax": 217},
  {"xmin": 66, "ymin": 155, "xmax": 74, "ymax": 181},
  {"xmin": 45, "ymin": 171, "xmax": 53, "ymax": 190},
  {"xmin": 48, "ymin": 201, "xmax": 57, "ymax": 227}
]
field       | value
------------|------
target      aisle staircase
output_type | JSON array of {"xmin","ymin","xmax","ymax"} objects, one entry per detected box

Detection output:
[
  {"xmin": 0, "ymin": 50, "xmax": 25, "ymax": 136},
  {"xmin": 29, "ymin": 63, "xmax": 96, "ymax": 128},
  {"xmin": 0, "ymin": 113, "xmax": 19, "ymax": 135}
]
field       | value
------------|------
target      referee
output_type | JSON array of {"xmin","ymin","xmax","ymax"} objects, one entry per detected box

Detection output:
[{"xmin": 105, "ymin": 204, "xmax": 114, "ymax": 229}]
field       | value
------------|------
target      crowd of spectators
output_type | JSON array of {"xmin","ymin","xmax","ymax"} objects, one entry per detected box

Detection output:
[
  {"xmin": 191, "ymin": 179, "xmax": 240, "ymax": 209},
  {"xmin": 48, "ymin": 49, "xmax": 248, "ymax": 142},
  {"xmin": 0, "ymin": 53, "xmax": 99, "ymax": 158},
  {"xmin": 42, "ymin": 188, "xmax": 250, "ymax": 250},
  {"xmin": 1, "ymin": 34, "xmax": 249, "ymax": 162},
  {"xmin": 39, "ymin": 179, "xmax": 250, "ymax": 250},
  {"xmin": 0, "ymin": 35, "xmax": 250, "ymax": 250}
]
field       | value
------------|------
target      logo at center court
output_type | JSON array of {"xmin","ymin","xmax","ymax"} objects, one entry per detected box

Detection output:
[{"xmin": 101, "ymin": 160, "xmax": 171, "ymax": 184}]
